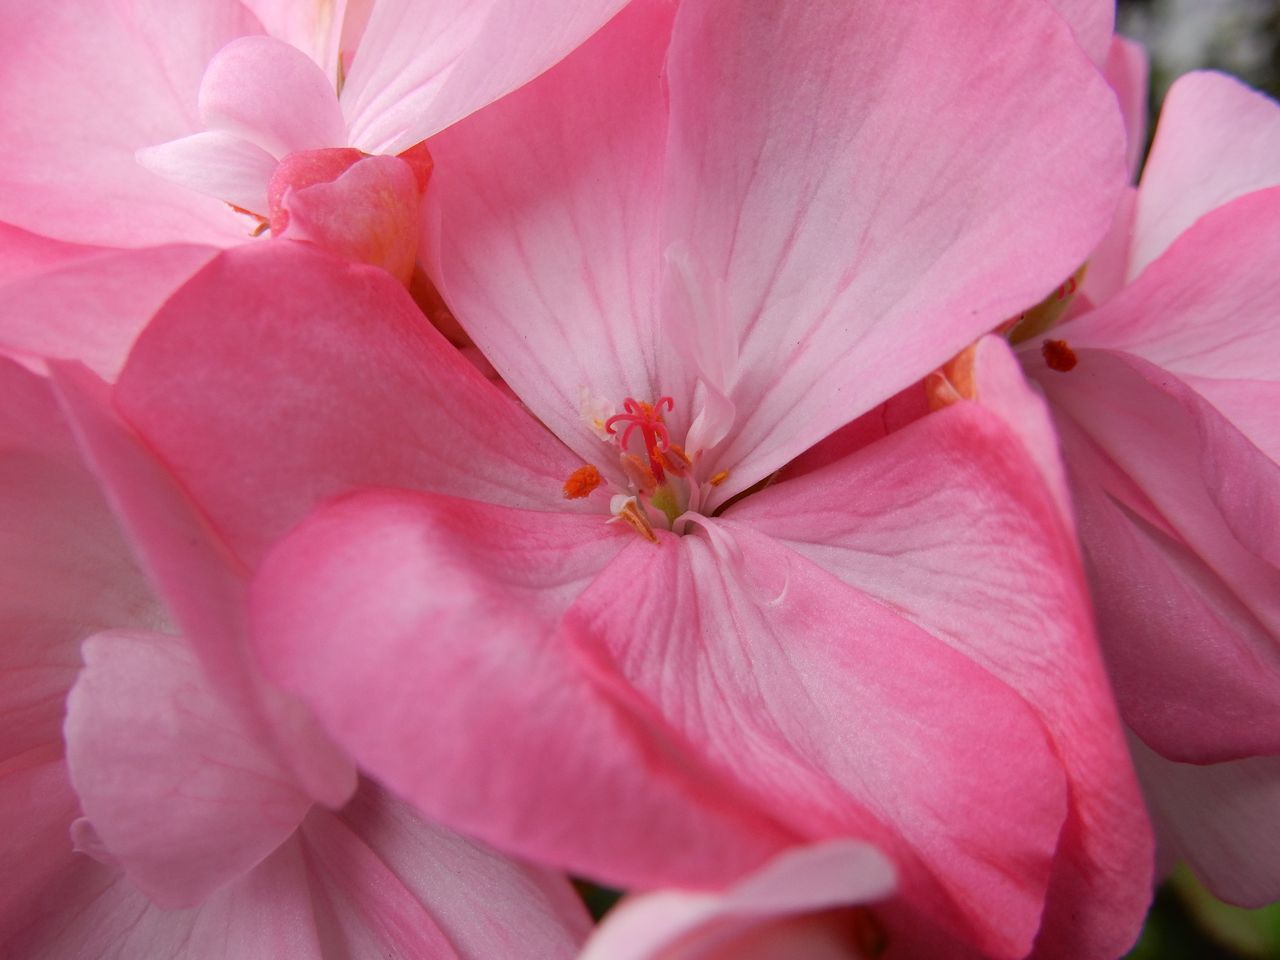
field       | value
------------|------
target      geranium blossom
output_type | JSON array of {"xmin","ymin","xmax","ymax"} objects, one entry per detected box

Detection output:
[
  {"xmin": 101, "ymin": 1, "xmax": 1153, "ymax": 956},
  {"xmin": 1002, "ymin": 70, "xmax": 1280, "ymax": 907},
  {"xmin": 0, "ymin": 355, "xmax": 591, "ymax": 958}
]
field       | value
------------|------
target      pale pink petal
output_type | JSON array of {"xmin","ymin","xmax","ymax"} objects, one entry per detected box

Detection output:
[
  {"xmin": 579, "ymin": 841, "xmax": 895, "ymax": 960},
  {"xmin": 239, "ymin": 0, "xmax": 351, "ymax": 76},
  {"xmin": 1065, "ymin": 187, "xmax": 1280, "ymax": 384},
  {"xmin": 0, "ymin": 244, "xmax": 218, "ymax": 379},
  {"xmin": 300, "ymin": 782, "xmax": 590, "ymax": 959},
  {"xmin": 342, "ymin": 0, "xmax": 630, "ymax": 153},
  {"xmin": 4, "ymin": 838, "xmax": 332, "ymax": 959},
  {"xmin": 1130, "ymin": 71, "xmax": 1280, "ymax": 277},
  {"xmin": 0, "ymin": 0, "xmax": 259, "ymax": 247},
  {"xmin": 281, "ymin": 154, "xmax": 421, "ymax": 283},
  {"xmin": 0, "ymin": 223, "xmax": 107, "ymax": 287},
  {"xmin": 51, "ymin": 362, "xmax": 357, "ymax": 808},
  {"xmin": 571, "ymin": 521, "xmax": 1067, "ymax": 958},
  {"xmin": 733, "ymin": 403, "xmax": 1152, "ymax": 960},
  {"xmin": 1105, "ymin": 36, "xmax": 1150, "ymax": 181},
  {"xmin": 116, "ymin": 241, "xmax": 584, "ymax": 569},
  {"xmin": 663, "ymin": 0, "xmax": 1125, "ymax": 504},
  {"xmin": 198, "ymin": 35, "xmax": 347, "ymax": 158},
  {"xmin": 1130, "ymin": 737, "xmax": 1280, "ymax": 908},
  {"xmin": 1077, "ymin": 186, "xmax": 1137, "ymax": 309},
  {"xmin": 64, "ymin": 629, "xmax": 310, "ymax": 907},
  {"xmin": 0, "ymin": 358, "xmax": 157, "ymax": 763},
  {"xmin": 1032, "ymin": 350, "xmax": 1280, "ymax": 761},
  {"xmin": 1180, "ymin": 375, "xmax": 1280, "ymax": 466},
  {"xmin": 425, "ymin": 0, "xmax": 673, "ymax": 467},
  {"xmin": 1048, "ymin": 0, "xmax": 1115, "ymax": 66},
  {"xmin": 137, "ymin": 130, "xmax": 278, "ymax": 216},
  {"xmin": 251, "ymin": 489, "xmax": 795, "ymax": 891}
]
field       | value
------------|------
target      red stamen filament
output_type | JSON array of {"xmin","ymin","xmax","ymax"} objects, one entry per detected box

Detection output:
[{"xmin": 605, "ymin": 397, "xmax": 675, "ymax": 482}]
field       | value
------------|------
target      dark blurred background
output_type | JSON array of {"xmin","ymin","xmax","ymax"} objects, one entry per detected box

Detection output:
[{"xmin": 1114, "ymin": 1, "xmax": 1278, "ymax": 957}]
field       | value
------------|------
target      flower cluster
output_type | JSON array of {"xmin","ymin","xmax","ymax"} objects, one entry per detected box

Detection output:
[{"xmin": 1, "ymin": 1, "xmax": 1276, "ymax": 957}]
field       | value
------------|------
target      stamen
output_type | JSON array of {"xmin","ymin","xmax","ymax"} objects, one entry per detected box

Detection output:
[
  {"xmin": 562, "ymin": 464, "xmax": 602, "ymax": 499},
  {"xmin": 709, "ymin": 470, "xmax": 730, "ymax": 486},
  {"xmin": 1042, "ymin": 338, "xmax": 1078, "ymax": 372},
  {"xmin": 613, "ymin": 498, "xmax": 659, "ymax": 543}
]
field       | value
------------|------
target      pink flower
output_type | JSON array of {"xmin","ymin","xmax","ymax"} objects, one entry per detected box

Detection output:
[
  {"xmin": 0, "ymin": 355, "xmax": 591, "ymax": 958},
  {"xmin": 1007, "ymin": 71, "xmax": 1280, "ymax": 906},
  {"xmin": 0, "ymin": 0, "xmax": 628, "ymax": 373},
  {"xmin": 108, "ymin": 2, "xmax": 1150, "ymax": 955}
]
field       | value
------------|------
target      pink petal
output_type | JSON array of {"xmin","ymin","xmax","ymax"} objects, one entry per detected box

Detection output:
[
  {"xmin": 116, "ymin": 241, "xmax": 583, "ymax": 569},
  {"xmin": 1077, "ymin": 186, "xmax": 1137, "ymax": 309},
  {"xmin": 571, "ymin": 520, "xmax": 1067, "ymax": 958},
  {"xmin": 1048, "ymin": 0, "xmax": 1115, "ymax": 66},
  {"xmin": 0, "ymin": 222, "xmax": 107, "ymax": 288},
  {"xmin": 300, "ymin": 782, "xmax": 591, "ymax": 959},
  {"xmin": 51, "ymin": 362, "xmax": 357, "ymax": 808},
  {"xmin": 663, "ymin": 0, "xmax": 1126, "ymax": 503},
  {"xmin": 1130, "ymin": 71, "xmax": 1280, "ymax": 278},
  {"xmin": 424, "ymin": 0, "xmax": 674, "ymax": 467},
  {"xmin": 239, "ymin": 0, "xmax": 351, "ymax": 77},
  {"xmin": 198, "ymin": 35, "xmax": 347, "ymax": 158},
  {"xmin": 251, "ymin": 488, "xmax": 795, "ymax": 891},
  {"xmin": 579, "ymin": 841, "xmax": 895, "ymax": 960},
  {"xmin": 341, "ymin": 0, "xmax": 630, "ymax": 153},
  {"xmin": 0, "ymin": 0, "xmax": 259, "ymax": 247},
  {"xmin": 4, "ymin": 838, "xmax": 331, "ymax": 960},
  {"xmin": 0, "ymin": 244, "xmax": 218, "ymax": 380},
  {"xmin": 732, "ymin": 402, "xmax": 1151, "ymax": 960},
  {"xmin": 136, "ymin": 130, "xmax": 278, "ymax": 216},
  {"xmin": 279, "ymin": 154, "xmax": 421, "ymax": 283},
  {"xmin": 1105, "ymin": 37, "xmax": 1150, "ymax": 181},
  {"xmin": 1130, "ymin": 737, "xmax": 1280, "ymax": 908},
  {"xmin": 64, "ymin": 629, "xmax": 311, "ymax": 907},
  {"xmin": 1065, "ymin": 187, "xmax": 1280, "ymax": 385},
  {"xmin": 0, "ymin": 358, "xmax": 156, "ymax": 762},
  {"xmin": 1033, "ymin": 349, "xmax": 1280, "ymax": 762}
]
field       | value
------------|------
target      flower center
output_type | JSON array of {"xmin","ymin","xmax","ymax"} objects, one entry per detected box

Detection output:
[{"xmin": 563, "ymin": 395, "xmax": 723, "ymax": 542}]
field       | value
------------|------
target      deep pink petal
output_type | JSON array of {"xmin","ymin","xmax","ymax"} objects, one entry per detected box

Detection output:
[
  {"xmin": 0, "ymin": 0, "xmax": 259, "ymax": 247},
  {"xmin": 136, "ymin": 130, "xmax": 278, "ymax": 216},
  {"xmin": 300, "ymin": 782, "xmax": 591, "ymax": 959},
  {"xmin": 251, "ymin": 489, "xmax": 795, "ymax": 891},
  {"xmin": 341, "ymin": 0, "xmax": 629, "ymax": 153},
  {"xmin": 0, "ymin": 244, "xmax": 218, "ymax": 379},
  {"xmin": 280, "ymin": 154, "xmax": 421, "ymax": 283},
  {"xmin": 733, "ymin": 402, "xmax": 1152, "ymax": 960},
  {"xmin": 663, "ymin": 0, "xmax": 1125, "ymax": 503},
  {"xmin": 1130, "ymin": 737, "xmax": 1280, "ymax": 908},
  {"xmin": 1130, "ymin": 71, "xmax": 1280, "ymax": 277},
  {"xmin": 579, "ymin": 841, "xmax": 895, "ymax": 960},
  {"xmin": 1064, "ymin": 187, "xmax": 1280, "ymax": 386},
  {"xmin": 51, "ymin": 362, "xmax": 356, "ymax": 807},
  {"xmin": 425, "ymin": 0, "xmax": 674, "ymax": 468},
  {"xmin": 198, "ymin": 35, "xmax": 347, "ymax": 158},
  {"xmin": 115, "ymin": 241, "xmax": 583, "ymax": 568},
  {"xmin": 571, "ymin": 521, "xmax": 1067, "ymax": 958},
  {"xmin": 64, "ymin": 629, "xmax": 310, "ymax": 907},
  {"xmin": 1032, "ymin": 349, "xmax": 1280, "ymax": 761},
  {"xmin": 1104, "ymin": 37, "xmax": 1150, "ymax": 181}
]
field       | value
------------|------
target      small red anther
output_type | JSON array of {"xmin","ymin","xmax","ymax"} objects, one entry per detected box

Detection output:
[
  {"xmin": 563, "ymin": 464, "xmax": 602, "ymax": 499},
  {"xmin": 1042, "ymin": 338, "xmax": 1078, "ymax": 372}
]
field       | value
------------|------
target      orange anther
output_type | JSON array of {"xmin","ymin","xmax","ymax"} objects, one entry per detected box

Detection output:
[
  {"xmin": 562, "ymin": 464, "xmax": 602, "ymax": 499},
  {"xmin": 616, "ymin": 499, "xmax": 659, "ymax": 543},
  {"xmin": 709, "ymin": 470, "xmax": 730, "ymax": 486},
  {"xmin": 1042, "ymin": 338, "xmax": 1078, "ymax": 372}
]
